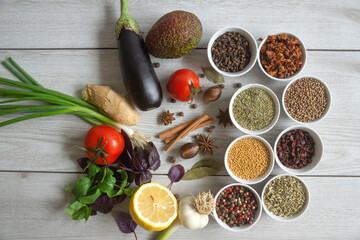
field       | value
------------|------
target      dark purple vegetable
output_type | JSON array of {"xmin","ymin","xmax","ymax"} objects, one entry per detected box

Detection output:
[{"xmin": 115, "ymin": 0, "xmax": 162, "ymax": 111}]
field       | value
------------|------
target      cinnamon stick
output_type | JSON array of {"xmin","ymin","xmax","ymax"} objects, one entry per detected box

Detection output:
[
  {"xmin": 158, "ymin": 119, "xmax": 195, "ymax": 139},
  {"xmin": 165, "ymin": 114, "xmax": 210, "ymax": 152},
  {"xmin": 164, "ymin": 118, "xmax": 215, "ymax": 144}
]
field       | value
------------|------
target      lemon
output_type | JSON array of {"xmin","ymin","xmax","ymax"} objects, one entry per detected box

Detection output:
[{"xmin": 129, "ymin": 182, "xmax": 178, "ymax": 231}]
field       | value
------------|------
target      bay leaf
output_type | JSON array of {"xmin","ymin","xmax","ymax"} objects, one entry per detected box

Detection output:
[
  {"xmin": 202, "ymin": 67, "xmax": 225, "ymax": 83},
  {"xmin": 191, "ymin": 158, "xmax": 224, "ymax": 171},
  {"xmin": 183, "ymin": 167, "xmax": 219, "ymax": 180}
]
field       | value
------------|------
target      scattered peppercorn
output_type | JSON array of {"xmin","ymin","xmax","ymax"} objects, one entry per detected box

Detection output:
[
  {"xmin": 191, "ymin": 104, "xmax": 198, "ymax": 109},
  {"xmin": 236, "ymin": 83, "xmax": 242, "ymax": 88},
  {"xmin": 169, "ymin": 156, "xmax": 176, "ymax": 163},
  {"xmin": 284, "ymin": 77, "xmax": 328, "ymax": 122},
  {"xmin": 178, "ymin": 112, "xmax": 184, "ymax": 117},
  {"xmin": 258, "ymin": 37, "xmax": 263, "ymax": 41},
  {"xmin": 216, "ymin": 185, "xmax": 258, "ymax": 227},
  {"xmin": 170, "ymin": 98, "xmax": 176, "ymax": 103},
  {"xmin": 211, "ymin": 32, "xmax": 251, "ymax": 72},
  {"xmin": 207, "ymin": 127, "xmax": 213, "ymax": 132},
  {"xmin": 154, "ymin": 62, "xmax": 160, "ymax": 68},
  {"xmin": 227, "ymin": 137, "xmax": 270, "ymax": 180},
  {"xmin": 260, "ymin": 34, "xmax": 303, "ymax": 79},
  {"xmin": 195, "ymin": 134, "xmax": 201, "ymax": 141},
  {"xmin": 219, "ymin": 84, "xmax": 225, "ymax": 89},
  {"xmin": 277, "ymin": 129, "xmax": 315, "ymax": 169},
  {"xmin": 198, "ymin": 73, "xmax": 205, "ymax": 78}
]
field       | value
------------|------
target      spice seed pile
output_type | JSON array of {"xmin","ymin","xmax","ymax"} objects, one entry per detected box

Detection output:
[
  {"xmin": 285, "ymin": 77, "xmax": 328, "ymax": 122},
  {"xmin": 211, "ymin": 32, "xmax": 251, "ymax": 72},
  {"xmin": 232, "ymin": 87, "xmax": 275, "ymax": 131},
  {"xmin": 277, "ymin": 129, "xmax": 315, "ymax": 169},
  {"xmin": 216, "ymin": 186, "xmax": 258, "ymax": 227},
  {"xmin": 227, "ymin": 137, "xmax": 270, "ymax": 180},
  {"xmin": 263, "ymin": 176, "xmax": 306, "ymax": 217}
]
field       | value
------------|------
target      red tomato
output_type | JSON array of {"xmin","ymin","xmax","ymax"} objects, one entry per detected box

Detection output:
[
  {"xmin": 166, "ymin": 69, "xmax": 201, "ymax": 102},
  {"xmin": 83, "ymin": 125, "xmax": 125, "ymax": 165}
]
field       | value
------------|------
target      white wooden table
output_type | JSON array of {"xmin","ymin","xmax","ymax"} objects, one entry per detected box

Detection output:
[{"xmin": 1, "ymin": 1, "xmax": 360, "ymax": 239}]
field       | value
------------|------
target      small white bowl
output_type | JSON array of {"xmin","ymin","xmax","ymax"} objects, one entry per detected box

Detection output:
[
  {"xmin": 282, "ymin": 76, "xmax": 332, "ymax": 124},
  {"xmin": 229, "ymin": 83, "xmax": 280, "ymax": 135},
  {"xmin": 262, "ymin": 174, "xmax": 310, "ymax": 222},
  {"xmin": 224, "ymin": 135, "xmax": 274, "ymax": 184},
  {"xmin": 274, "ymin": 126, "xmax": 323, "ymax": 174},
  {"xmin": 214, "ymin": 183, "xmax": 262, "ymax": 231},
  {"xmin": 207, "ymin": 26, "xmax": 258, "ymax": 77},
  {"xmin": 258, "ymin": 33, "xmax": 307, "ymax": 81}
]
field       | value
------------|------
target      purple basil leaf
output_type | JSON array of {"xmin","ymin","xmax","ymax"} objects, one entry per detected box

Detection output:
[
  {"xmin": 168, "ymin": 164, "xmax": 185, "ymax": 189},
  {"xmin": 133, "ymin": 148, "xmax": 149, "ymax": 171},
  {"xmin": 90, "ymin": 208, "xmax": 97, "ymax": 216},
  {"xmin": 88, "ymin": 203, "xmax": 113, "ymax": 214},
  {"xmin": 77, "ymin": 157, "xmax": 89, "ymax": 172},
  {"xmin": 116, "ymin": 212, "xmax": 137, "ymax": 234},
  {"xmin": 93, "ymin": 193, "xmax": 127, "ymax": 206},
  {"xmin": 147, "ymin": 142, "xmax": 161, "ymax": 171},
  {"xmin": 135, "ymin": 170, "xmax": 152, "ymax": 186},
  {"xmin": 121, "ymin": 129, "xmax": 133, "ymax": 157}
]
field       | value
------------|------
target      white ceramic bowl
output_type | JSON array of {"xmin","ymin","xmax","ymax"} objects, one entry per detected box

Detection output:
[
  {"xmin": 224, "ymin": 135, "xmax": 274, "ymax": 184},
  {"xmin": 274, "ymin": 126, "xmax": 323, "ymax": 174},
  {"xmin": 261, "ymin": 174, "xmax": 310, "ymax": 222},
  {"xmin": 207, "ymin": 26, "xmax": 258, "ymax": 77},
  {"xmin": 229, "ymin": 83, "xmax": 280, "ymax": 135},
  {"xmin": 282, "ymin": 76, "xmax": 332, "ymax": 124},
  {"xmin": 214, "ymin": 183, "xmax": 262, "ymax": 231},
  {"xmin": 258, "ymin": 33, "xmax": 307, "ymax": 81}
]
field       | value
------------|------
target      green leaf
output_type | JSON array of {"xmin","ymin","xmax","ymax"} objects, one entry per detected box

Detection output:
[
  {"xmin": 117, "ymin": 169, "xmax": 128, "ymax": 189},
  {"xmin": 107, "ymin": 188, "xmax": 123, "ymax": 198},
  {"xmin": 88, "ymin": 163, "xmax": 101, "ymax": 178},
  {"xmin": 202, "ymin": 67, "xmax": 225, "ymax": 83},
  {"xmin": 191, "ymin": 158, "xmax": 224, "ymax": 171},
  {"xmin": 64, "ymin": 186, "xmax": 73, "ymax": 193},
  {"xmin": 98, "ymin": 174, "xmax": 116, "ymax": 193},
  {"xmin": 72, "ymin": 206, "xmax": 91, "ymax": 221},
  {"xmin": 183, "ymin": 167, "xmax": 219, "ymax": 180},
  {"xmin": 79, "ymin": 188, "xmax": 102, "ymax": 204},
  {"xmin": 124, "ymin": 188, "xmax": 134, "ymax": 198},
  {"xmin": 73, "ymin": 177, "xmax": 91, "ymax": 198},
  {"xmin": 65, "ymin": 200, "xmax": 82, "ymax": 216}
]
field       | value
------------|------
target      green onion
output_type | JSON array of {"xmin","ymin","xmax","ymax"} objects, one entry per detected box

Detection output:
[{"xmin": 0, "ymin": 57, "xmax": 139, "ymax": 141}]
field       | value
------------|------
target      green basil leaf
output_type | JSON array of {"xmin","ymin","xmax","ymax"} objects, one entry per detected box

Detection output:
[
  {"xmin": 202, "ymin": 67, "xmax": 225, "ymax": 83},
  {"xmin": 98, "ymin": 174, "xmax": 116, "ymax": 193},
  {"xmin": 107, "ymin": 188, "xmax": 123, "ymax": 198},
  {"xmin": 117, "ymin": 169, "xmax": 128, "ymax": 189},
  {"xmin": 72, "ymin": 206, "xmax": 91, "ymax": 221},
  {"xmin": 183, "ymin": 167, "xmax": 219, "ymax": 180},
  {"xmin": 79, "ymin": 188, "xmax": 101, "ymax": 204},
  {"xmin": 64, "ymin": 186, "xmax": 73, "ymax": 193},
  {"xmin": 88, "ymin": 163, "xmax": 101, "ymax": 178},
  {"xmin": 73, "ymin": 177, "xmax": 91, "ymax": 198},
  {"xmin": 191, "ymin": 158, "xmax": 224, "ymax": 171},
  {"xmin": 65, "ymin": 200, "xmax": 82, "ymax": 216},
  {"xmin": 124, "ymin": 188, "xmax": 134, "ymax": 198}
]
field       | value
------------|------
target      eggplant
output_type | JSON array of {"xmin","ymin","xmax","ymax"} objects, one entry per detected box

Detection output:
[{"xmin": 115, "ymin": 0, "xmax": 162, "ymax": 111}]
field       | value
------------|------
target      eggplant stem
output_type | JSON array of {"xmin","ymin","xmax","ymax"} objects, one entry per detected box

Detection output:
[{"xmin": 115, "ymin": 0, "xmax": 141, "ymax": 39}]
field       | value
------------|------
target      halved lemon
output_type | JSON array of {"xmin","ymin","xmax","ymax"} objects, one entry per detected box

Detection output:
[{"xmin": 129, "ymin": 182, "xmax": 178, "ymax": 231}]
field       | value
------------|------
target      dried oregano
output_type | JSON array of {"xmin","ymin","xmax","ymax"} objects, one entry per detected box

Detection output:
[{"xmin": 263, "ymin": 176, "xmax": 306, "ymax": 217}]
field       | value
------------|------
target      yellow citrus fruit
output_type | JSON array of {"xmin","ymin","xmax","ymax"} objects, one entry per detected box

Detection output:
[{"xmin": 129, "ymin": 182, "xmax": 178, "ymax": 231}]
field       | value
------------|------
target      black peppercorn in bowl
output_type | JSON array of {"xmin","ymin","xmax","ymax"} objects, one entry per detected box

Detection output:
[
  {"xmin": 261, "ymin": 174, "xmax": 310, "ymax": 222},
  {"xmin": 258, "ymin": 33, "xmax": 307, "ymax": 81},
  {"xmin": 282, "ymin": 76, "xmax": 332, "ymax": 124},
  {"xmin": 207, "ymin": 26, "xmax": 258, "ymax": 77},
  {"xmin": 274, "ymin": 126, "xmax": 323, "ymax": 175},
  {"xmin": 214, "ymin": 183, "xmax": 262, "ymax": 232}
]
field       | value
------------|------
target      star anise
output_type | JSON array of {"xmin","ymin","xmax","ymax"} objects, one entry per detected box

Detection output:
[
  {"xmin": 216, "ymin": 108, "xmax": 232, "ymax": 127},
  {"xmin": 196, "ymin": 133, "xmax": 218, "ymax": 155},
  {"xmin": 160, "ymin": 110, "xmax": 175, "ymax": 125}
]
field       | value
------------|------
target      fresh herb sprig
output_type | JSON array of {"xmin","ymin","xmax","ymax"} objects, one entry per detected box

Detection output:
[{"xmin": 65, "ymin": 160, "xmax": 134, "ymax": 221}]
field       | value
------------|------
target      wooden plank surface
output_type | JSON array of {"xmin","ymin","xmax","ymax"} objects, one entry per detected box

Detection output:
[
  {"xmin": 0, "ymin": 173, "xmax": 359, "ymax": 240},
  {"xmin": 0, "ymin": 0, "xmax": 360, "ymax": 50},
  {"xmin": 0, "ymin": 50, "xmax": 359, "ymax": 175}
]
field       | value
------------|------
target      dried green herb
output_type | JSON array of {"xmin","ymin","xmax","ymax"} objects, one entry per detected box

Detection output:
[
  {"xmin": 183, "ymin": 158, "xmax": 223, "ymax": 180},
  {"xmin": 202, "ymin": 67, "xmax": 225, "ymax": 83},
  {"xmin": 263, "ymin": 176, "xmax": 306, "ymax": 217},
  {"xmin": 232, "ymin": 87, "xmax": 275, "ymax": 130}
]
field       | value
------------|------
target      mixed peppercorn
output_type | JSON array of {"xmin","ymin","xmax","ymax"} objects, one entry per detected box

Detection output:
[{"xmin": 215, "ymin": 185, "xmax": 258, "ymax": 227}]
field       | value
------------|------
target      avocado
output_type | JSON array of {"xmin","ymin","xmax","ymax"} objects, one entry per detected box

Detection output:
[{"xmin": 145, "ymin": 10, "xmax": 202, "ymax": 59}]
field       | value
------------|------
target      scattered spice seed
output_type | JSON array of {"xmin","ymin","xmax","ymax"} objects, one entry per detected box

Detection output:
[
  {"xmin": 264, "ymin": 176, "xmax": 306, "ymax": 217},
  {"xmin": 191, "ymin": 104, "xmax": 198, "ymax": 109},
  {"xmin": 170, "ymin": 98, "xmax": 176, "ymax": 103},
  {"xmin": 227, "ymin": 137, "xmax": 270, "ymax": 180},
  {"xmin": 236, "ymin": 83, "xmax": 242, "ymax": 88},
  {"xmin": 284, "ymin": 77, "xmax": 328, "ymax": 122},
  {"xmin": 215, "ymin": 185, "xmax": 258, "ymax": 227},
  {"xmin": 154, "ymin": 62, "xmax": 160, "ymax": 68},
  {"xmin": 207, "ymin": 127, "xmax": 213, "ymax": 132},
  {"xmin": 198, "ymin": 73, "xmax": 205, "ymax": 78},
  {"xmin": 195, "ymin": 134, "xmax": 201, "ymax": 141},
  {"xmin": 211, "ymin": 32, "xmax": 251, "ymax": 72},
  {"xmin": 178, "ymin": 112, "xmax": 184, "ymax": 117},
  {"xmin": 277, "ymin": 129, "xmax": 315, "ymax": 169},
  {"xmin": 169, "ymin": 156, "xmax": 176, "ymax": 163},
  {"xmin": 160, "ymin": 110, "xmax": 175, "ymax": 125},
  {"xmin": 260, "ymin": 34, "xmax": 303, "ymax": 79},
  {"xmin": 258, "ymin": 37, "xmax": 263, "ymax": 41},
  {"xmin": 219, "ymin": 84, "xmax": 225, "ymax": 89}
]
